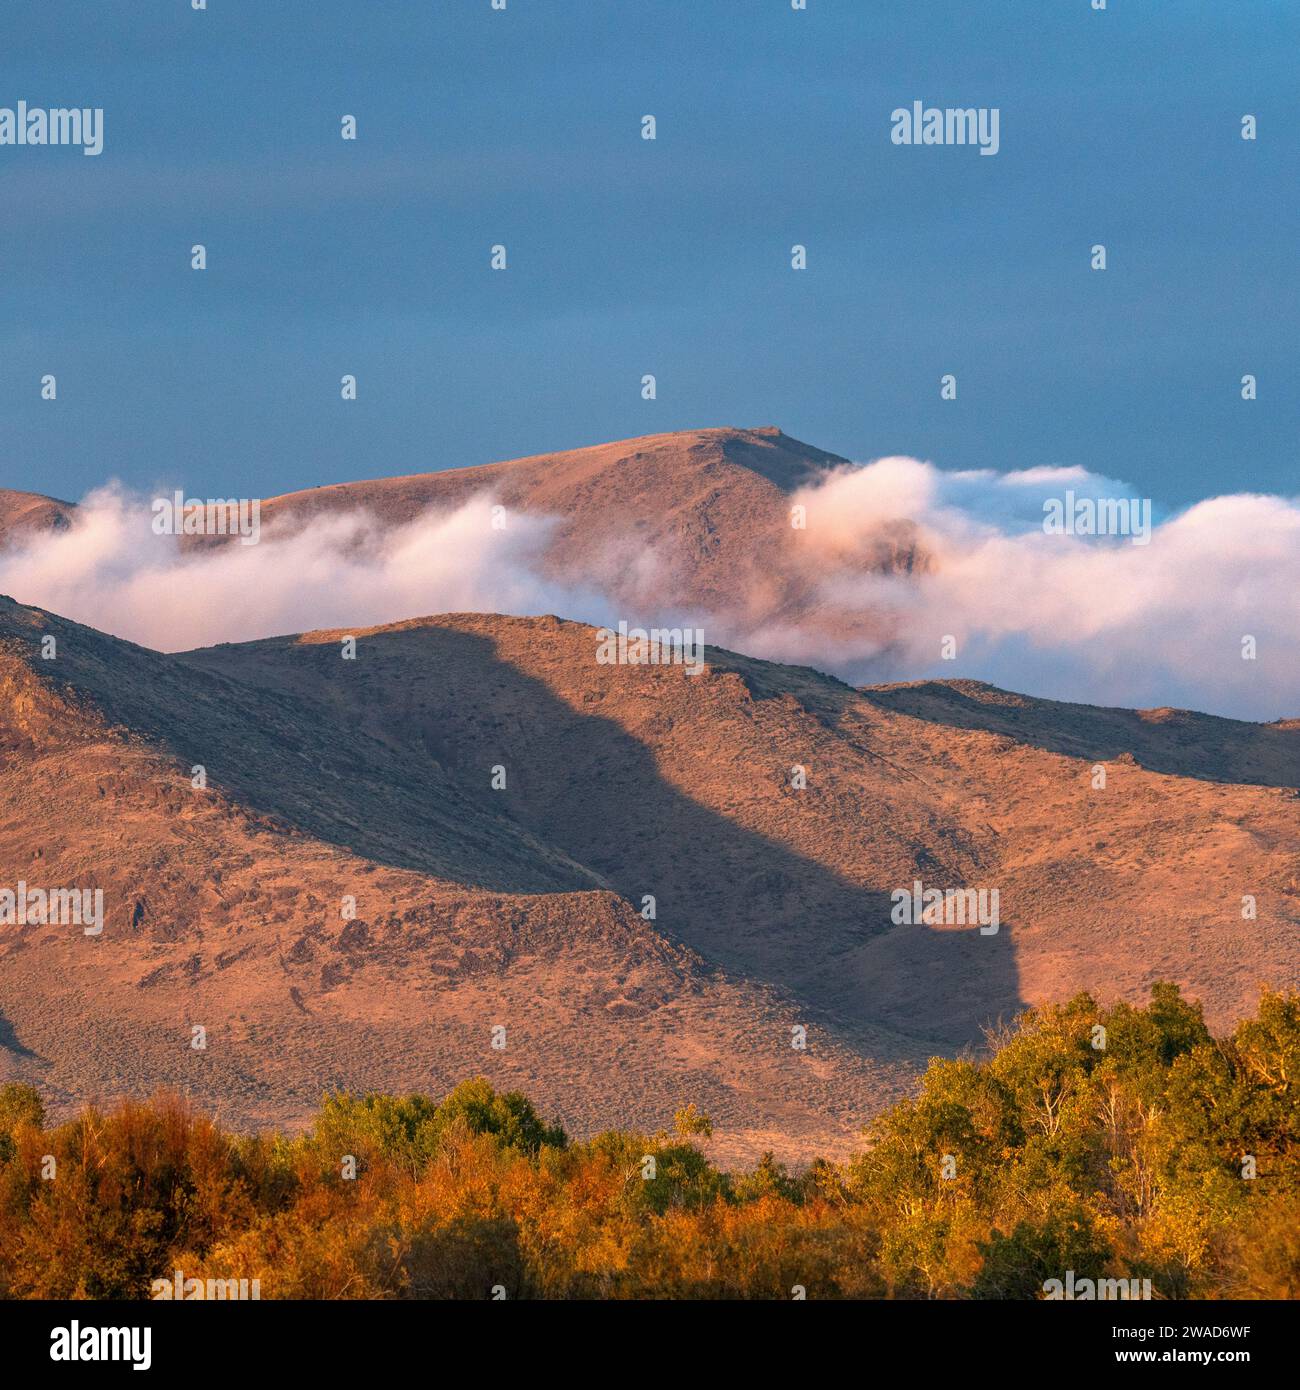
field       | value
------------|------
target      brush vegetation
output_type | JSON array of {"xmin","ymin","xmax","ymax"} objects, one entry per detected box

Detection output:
[{"xmin": 1, "ymin": 984, "xmax": 1296, "ymax": 1300}]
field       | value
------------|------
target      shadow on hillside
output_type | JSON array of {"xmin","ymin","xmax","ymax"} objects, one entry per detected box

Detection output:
[
  {"xmin": 26, "ymin": 608, "xmax": 583, "ymax": 894},
  {"xmin": 233, "ymin": 622, "xmax": 1026, "ymax": 1054},
  {"xmin": 16, "ymin": 600, "xmax": 1025, "ymax": 1053},
  {"xmin": 0, "ymin": 1010, "xmax": 41, "ymax": 1061}
]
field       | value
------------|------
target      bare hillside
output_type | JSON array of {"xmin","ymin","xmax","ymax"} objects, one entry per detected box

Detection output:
[{"xmin": 2, "ymin": 595, "xmax": 1293, "ymax": 1163}]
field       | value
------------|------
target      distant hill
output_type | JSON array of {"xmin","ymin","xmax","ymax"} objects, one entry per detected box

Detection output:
[
  {"xmin": 0, "ymin": 489, "xmax": 75, "ymax": 549},
  {"xmin": 0, "ymin": 427, "xmax": 926, "ymax": 664},
  {"xmin": 212, "ymin": 426, "xmax": 921, "ymax": 647}
]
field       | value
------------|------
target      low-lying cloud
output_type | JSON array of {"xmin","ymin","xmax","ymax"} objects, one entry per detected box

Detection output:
[
  {"xmin": 753, "ymin": 459, "xmax": 1298, "ymax": 720},
  {"xmin": 0, "ymin": 485, "xmax": 613, "ymax": 652},
  {"xmin": 1, "ymin": 459, "xmax": 1295, "ymax": 722}
]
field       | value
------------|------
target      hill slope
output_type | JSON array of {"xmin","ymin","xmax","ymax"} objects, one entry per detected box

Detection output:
[
  {"xmin": 2, "ymin": 595, "xmax": 1294, "ymax": 1162},
  {"xmin": 0, "ymin": 597, "xmax": 928, "ymax": 1164},
  {"xmin": 0, "ymin": 489, "xmax": 75, "ymax": 549}
]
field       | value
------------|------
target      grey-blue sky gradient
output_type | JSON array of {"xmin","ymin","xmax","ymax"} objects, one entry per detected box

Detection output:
[{"xmin": 4, "ymin": 0, "xmax": 1297, "ymax": 507}]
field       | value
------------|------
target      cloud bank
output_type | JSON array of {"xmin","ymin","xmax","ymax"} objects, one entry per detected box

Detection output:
[
  {"xmin": 754, "ymin": 459, "xmax": 1298, "ymax": 720},
  {"xmin": 1, "ymin": 460, "xmax": 1295, "ymax": 721},
  {"xmin": 0, "ymin": 486, "xmax": 614, "ymax": 652}
]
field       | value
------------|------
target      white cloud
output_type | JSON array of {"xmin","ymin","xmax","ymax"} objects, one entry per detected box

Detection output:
[
  {"xmin": 2, "ymin": 460, "xmax": 1296, "ymax": 721},
  {"xmin": 751, "ymin": 460, "xmax": 1300, "ymax": 719},
  {"xmin": 0, "ymin": 484, "xmax": 613, "ymax": 651}
]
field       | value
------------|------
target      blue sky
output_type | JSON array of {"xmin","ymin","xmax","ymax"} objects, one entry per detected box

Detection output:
[{"xmin": 4, "ymin": 0, "xmax": 1297, "ymax": 507}]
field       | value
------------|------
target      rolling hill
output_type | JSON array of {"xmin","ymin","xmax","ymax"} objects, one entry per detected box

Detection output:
[{"xmin": 1, "ymin": 594, "xmax": 1295, "ymax": 1163}]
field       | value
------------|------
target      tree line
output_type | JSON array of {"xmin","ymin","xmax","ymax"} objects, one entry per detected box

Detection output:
[{"xmin": 0, "ymin": 983, "xmax": 1295, "ymax": 1299}]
